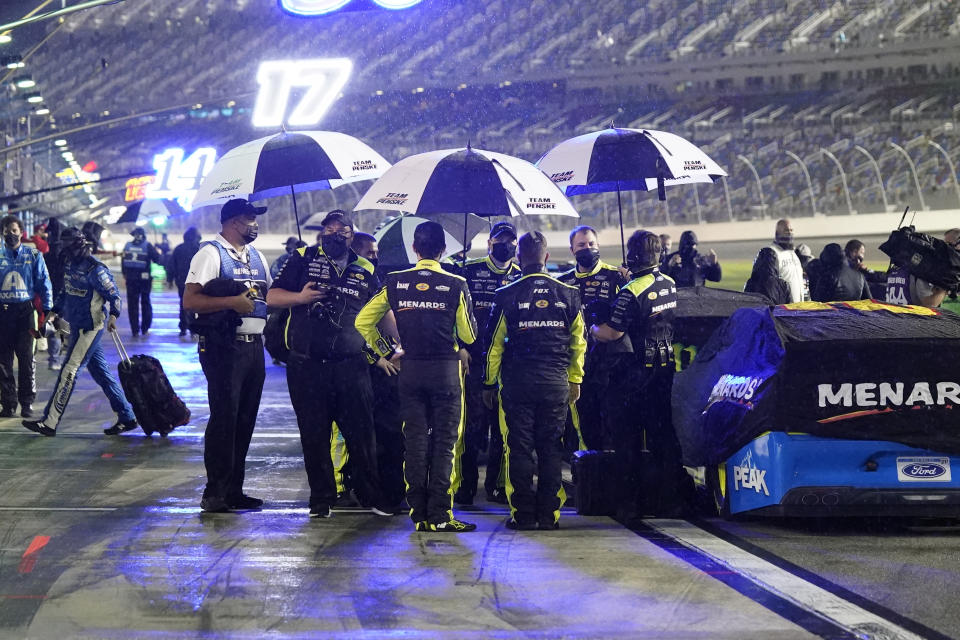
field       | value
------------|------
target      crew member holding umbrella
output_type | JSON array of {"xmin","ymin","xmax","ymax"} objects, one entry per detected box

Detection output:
[
  {"xmin": 183, "ymin": 199, "xmax": 270, "ymax": 514},
  {"xmin": 483, "ymin": 231, "xmax": 586, "ymax": 530},
  {"xmin": 355, "ymin": 221, "xmax": 478, "ymax": 533},
  {"xmin": 121, "ymin": 227, "xmax": 162, "ymax": 337},
  {"xmin": 557, "ymin": 224, "xmax": 629, "ymax": 451},
  {"xmin": 266, "ymin": 211, "xmax": 394, "ymax": 518},
  {"xmin": 455, "ymin": 221, "xmax": 520, "ymax": 506},
  {"xmin": 591, "ymin": 230, "xmax": 690, "ymax": 521}
]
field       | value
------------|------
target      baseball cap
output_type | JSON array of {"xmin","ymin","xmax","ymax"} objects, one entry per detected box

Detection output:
[
  {"xmin": 220, "ymin": 198, "xmax": 267, "ymax": 223},
  {"xmin": 490, "ymin": 221, "xmax": 516, "ymax": 240},
  {"xmin": 130, "ymin": 227, "xmax": 146, "ymax": 237},
  {"xmin": 283, "ymin": 236, "xmax": 299, "ymax": 246},
  {"xmin": 320, "ymin": 209, "xmax": 354, "ymax": 230}
]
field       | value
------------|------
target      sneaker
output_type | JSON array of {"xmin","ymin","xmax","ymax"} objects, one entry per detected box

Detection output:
[
  {"xmin": 486, "ymin": 488, "xmax": 508, "ymax": 504},
  {"xmin": 537, "ymin": 520, "xmax": 560, "ymax": 531},
  {"xmin": 428, "ymin": 518, "xmax": 477, "ymax": 533},
  {"xmin": 334, "ymin": 492, "xmax": 361, "ymax": 508},
  {"xmin": 0, "ymin": 406, "xmax": 15, "ymax": 418},
  {"xmin": 226, "ymin": 494, "xmax": 264, "ymax": 510},
  {"xmin": 48, "ymin": 362, "xmax": 62, "ymax": 371},
  {"xmin": 104, "ymin": 419, "xmax": 138, "ymax": 435},
  {"xmin": 141, "ymin": 329, "xmax": 149, "ymax": 337},
  {"xmin": 453, "ymin": 490, "xmax": 474, "ymax": 506},
  {"xmin": 370, "ymin": 505, "xmax": 397, "ymax": 517},
  {"xmin": 22, "ymin": 420, "xmax": 55, "ymax": 436},
  {"xmin": 20, "ymin": 404, "xmax": 33, "ymax": 419},
  {"xmin": 309, "ymin": 505, "xmax": 333, "ymax": 518},
  {"xmin": 200, "ymin": 496, "xmax": 231, "ymax": 513},
  {"xmin": 505, "ymin": 517, "xmax": 538, "ymax": 531}
]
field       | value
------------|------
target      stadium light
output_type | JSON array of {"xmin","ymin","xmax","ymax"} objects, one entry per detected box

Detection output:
[
  {"xmin": 0, "ymin": 34, "xmax": 11, "ymax": 44},
  {"xmin": 54, "ymin": 139, "xmax": 67, "ymax": 146},
  {"xmin": 279, "ymin": 0, "xmax": 423, "ymax": 15},
  {"xmin": 14, "ymin": 75, "xmax": 34, "ymax": 88},
  {"xmin": 33, "ymin": 107, "xmax": 49, "ymax": 115},
  {"xmin": 24, "ymin": 92, "xmax": 42, "ymax": 103}
]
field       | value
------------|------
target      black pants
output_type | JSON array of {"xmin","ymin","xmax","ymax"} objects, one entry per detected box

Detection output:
[
  {"xmin": 500, "ymin": 379, "xmax": 568, "ymax": 526},
  {"xmin": 370, "ymin": 364, "xmax": 405, "ymax": 507},
  {"xmin": 459, "ymin": 368, "xmax": 505, "ymax": 499},
  {"xmin": 287, "ymin": 353, "xmax": 384, "ymax": 510},
  {"xmin": 126, "ymin": 276, "xmax": 153, "ymax": 334},
  {"xmin": 198, "ymin": 336, "xmax": 265, "ymax": 502},
  {"xmin": 0, "ymin": 302, "xmax": 36, "ymax": 410},
  {"xmin": 610, "ymin": 365, "xmax": 690, "ymax": 518},
  {"xmin": 176, "ymin": 281, "xmax": 188, "ymax": 333},
  {"xmin": 398, "ymin": 359, "xmax": 464, "ymax": 524},
  {"xmin": 573, "ymin": 352, "xmax": 631, "ymax": 450}
]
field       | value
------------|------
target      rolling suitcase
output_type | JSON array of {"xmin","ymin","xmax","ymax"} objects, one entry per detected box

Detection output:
[
  {"xmin": 112, "ymin": 332, "xmax": 191, "ymax": 436},
  {"xmin": 572, "ymin": 449, "xmax": 618, "ymax": 516}
]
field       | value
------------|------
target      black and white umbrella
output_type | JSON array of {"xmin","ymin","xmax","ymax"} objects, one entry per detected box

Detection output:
[
  {"xmin": 354, "ymin": 146, "xmax": 578, "ymax": 261},
  {"xmin": 116, "ymin": 198, "xmax": 187, "ymax": 224},
  {"xmin": 192, "ymin": 130, "xmax": 391, "ymax": 239},
  {"xmin": 374, "ymin": 215, "xmax": 467, "ymax": 267},
  {"xmin": 537, "ymin": 127, "xmax": 726, "ymax": 261}
]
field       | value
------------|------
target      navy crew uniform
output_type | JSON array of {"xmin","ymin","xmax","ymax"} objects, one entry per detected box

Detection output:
[
  {"xmin": 271, "ymin": 244, "xmax": 390, "ymax": 516},
  {"xmin": 484, "ymin": 267, "xmax": 586, "ymax": 528},
  {"xmin": 457, "ymin": 255, "xmax": 521, "ymax": 504},
  {"xmin": 355, "ymin": 258, "xmax": 477, "ymax": 530},
  {"xmin": 188, "ymin": 236, "xmax": 270, "ymax": 509},
  {"xmin": 0, "ymin": 238, "xmax": 52, "ymax": 417},
  {"xmin": 606, "ymin": 266, "xmax": 689, "ymax": 518},
  {"xmin": 30, "ymin": 235, "xmax": 135, "ymax": 434},
  {"xmin": 121, "ymin": 230, "xmax": 162, "ymax": 336},
  {"xmin": 557, "ymin": 260, "xmax": 630, "ymax": 450}
]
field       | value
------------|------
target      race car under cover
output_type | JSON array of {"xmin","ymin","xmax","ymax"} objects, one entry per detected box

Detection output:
[{"xmin": 673, "ymin": 300, "xmax": 960, "ymax": 516}]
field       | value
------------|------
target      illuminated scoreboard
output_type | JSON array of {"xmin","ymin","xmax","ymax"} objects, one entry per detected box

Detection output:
[{"xmin": 279, "ymin": 0, "xmax": 424, "ymax": 16}]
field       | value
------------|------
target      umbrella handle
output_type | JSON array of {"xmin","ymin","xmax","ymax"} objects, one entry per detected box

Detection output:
[
  {"xmin": 290, "ymin": 185, "xmax": 302, "ymax": 243},
  {"xmin": 617, "ymin": 182, "xmax": 626, "ymax": 267}
]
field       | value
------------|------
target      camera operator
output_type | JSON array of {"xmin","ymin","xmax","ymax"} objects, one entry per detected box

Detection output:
[
  {"xmin": 845, "ymin": 239, "xmax": 886, "ymax": 299},
  {"xmin": 885, "ymin": 229, "xmax": 959, "ymax": 308},
  {"xmin": 663, "ymin": 230, "xmax": 721, "ymax": 288},
  {"xmin": 266, "ymin": 211, "xmax": 393, "ymax": 519},
  {"xmin": 592, "ymin": 230, "xmax": 690, "ymax": 521}
]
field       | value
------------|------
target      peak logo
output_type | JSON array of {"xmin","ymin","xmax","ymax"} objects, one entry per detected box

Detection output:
[
  {"xmin": 279, "ymin": 0, "xmax": 423, "ymax": 16},
  {"xmin": 732, "ymin": 465, "xmax": 769, "ymax": 495}
]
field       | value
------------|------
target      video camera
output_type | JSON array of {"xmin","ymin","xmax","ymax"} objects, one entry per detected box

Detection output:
[{"xmin": 879, "ymin": 225, "xmax": 960, "ymax": 291}]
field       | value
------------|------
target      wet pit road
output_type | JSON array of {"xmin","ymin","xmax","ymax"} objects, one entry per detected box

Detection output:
[{"xmin": 1, "ymin": 288, "xmax": 959, "ymax": 639}]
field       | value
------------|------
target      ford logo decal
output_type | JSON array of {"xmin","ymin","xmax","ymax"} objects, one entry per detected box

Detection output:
[{"xmin": 903, "ymin": 464, "xmax": 947, "ymax": 478}]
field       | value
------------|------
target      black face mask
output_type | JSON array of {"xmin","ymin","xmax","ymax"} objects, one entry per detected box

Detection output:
[
  {"xmin": 63, "ymin": 241, "xmax": 91, "ymax": 263},
  {"xmin": 367, "ymin": 257, "xmax": 379, "ymax": 268},
  {"xmin": 775, "ymin": 233, "xmax": 794, "ymax": 250},
  {"xmin": 490, "ymin": 242, "xmax": 514, "ymax": 263},
  {"xmin": 574, "ymin": 248, "xmax": 600, "ymax": 270},
  {"xmin": 322, "ymin": 234, "xmax": 348, "ymax": 259},
  {"xmin": 240, "ymin": 223, "xmax": 259, "ymax": 243},
  {"xmin": 3, "ymin": 233, "xmax": 18, "ymax": 248}
]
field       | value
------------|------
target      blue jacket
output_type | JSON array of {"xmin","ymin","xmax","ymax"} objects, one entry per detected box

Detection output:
[
  {"xmin": 55, "ymin": 257, "xmax": 122, "ymax": 330},
  {"xmin": 0, "ymin": 243, "xmax": 53, "ymax": 310}
]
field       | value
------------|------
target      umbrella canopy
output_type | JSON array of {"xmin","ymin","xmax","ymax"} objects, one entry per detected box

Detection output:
[
  {"xmin": 191, "ymin": 130, "xmax": 391, "ymax": 209},
  {"xmin": 374, "ymin": 215, "xmax": 465, "ymax": 266},
  {"xmin": 536, "ymin": 127, "xmax": 727, "ymax": 197},
  {"xmin": 117, "ymin": 198, "xmax": 187, "ymax": 224},
  {"xmin": 354, "ymin": 146, "xmax": 579, "ymax": 219}
]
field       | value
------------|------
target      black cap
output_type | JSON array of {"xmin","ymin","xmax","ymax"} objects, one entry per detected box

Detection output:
[
  {"xmin": 490, "ymin": 221, "xmax": 516, "ymax": 240},
  {"xmin": 130, "ymin": 227, "xmax": 146, "ymax": 237},
  {"xmin": 320, "ymin": 209, "xmax": 353, "ymax": 230},
  {"xmin": 283, "ymin": 236, "xmax": 299, "ymax": 246},
  {"xmin": 220, "ymin": 198, "xmax": 267, "ymax": 223}
]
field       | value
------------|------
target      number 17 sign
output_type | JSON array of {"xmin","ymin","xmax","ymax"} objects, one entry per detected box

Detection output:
[{"xmin": 252, "ymin": 58, "xmax": 353, "ymax": 128}]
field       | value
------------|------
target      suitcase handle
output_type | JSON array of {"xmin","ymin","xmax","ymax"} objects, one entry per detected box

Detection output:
[{"xmin": 110, "ymin": 329, "xmax": 132, "ymax": 365}]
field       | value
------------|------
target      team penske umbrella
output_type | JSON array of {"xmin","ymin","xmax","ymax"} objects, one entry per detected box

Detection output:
[
  {"xmin": 354, "ymin": 146, "xmax": 578, "ymax": 261},
  {"xmin": 374, "ymin": 214, "xmax": 467, "ymax": 267},
  {"xmin": 536, "ymin": 127, "xmax": 726, "ymax": 262},
  {"xmin": 191, "ymin": 130, "xmax": 391, "ymax": 240},
  {"xmin": 116, "ymin": 198, "xmax": 187, "ymax": 224}
]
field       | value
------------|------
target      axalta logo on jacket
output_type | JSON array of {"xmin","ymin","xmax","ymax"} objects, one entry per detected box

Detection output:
[{"xmin": 0, "ymin": 243, "xmax": 52, "ymax": 308}]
